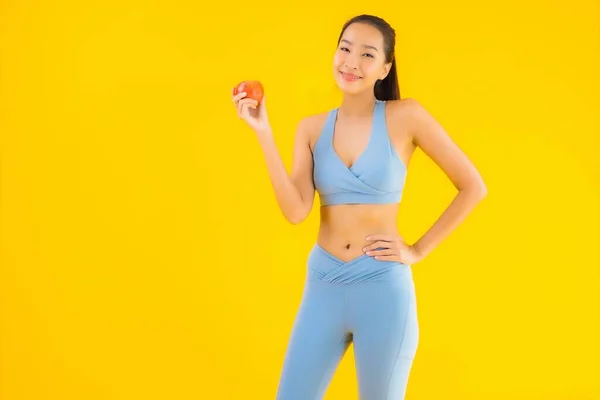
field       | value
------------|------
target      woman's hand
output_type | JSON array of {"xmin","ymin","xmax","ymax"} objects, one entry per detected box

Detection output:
[
  {"xmin": 231, "ymin": 89, "xmax": 272, "ymax": 137},
  {"xmin": 362, "ymin": 234, "xmax": 424, "ymax": 265}
]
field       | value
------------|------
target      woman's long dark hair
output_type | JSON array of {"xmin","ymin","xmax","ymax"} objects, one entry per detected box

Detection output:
[{"xmin": 337, "ymin": 14, "xmax": 400, "ymax": 101}]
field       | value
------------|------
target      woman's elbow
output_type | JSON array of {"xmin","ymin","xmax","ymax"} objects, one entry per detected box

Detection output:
[
  {"xmin": 285, "ymin": 205, "xmax": 311, "ymax": 225},
  {"xmin": 468, "ymin": 179, "xmax": 488, "ymax": 201},
  {"xmin": 479, "ymin": 183, "xmax": 488, "ymax": 199},
  {"xmin": 287, "ymin": 216, "xmax": 304, "ymax": 225},
  {"xmin": 286, "ymin": 211, "xmax": 308, "ymax": 225},
  {"xmin": 458, "ymin": 175, "xmax": 487, "ymax": 201}
]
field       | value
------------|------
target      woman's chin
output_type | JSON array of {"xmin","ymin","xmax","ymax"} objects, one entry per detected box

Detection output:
[
  {"xmin": 334, "ymin": 78, "xmax": 363, "ymax": 92},
  {"xmin": 335, "ymin": 82, "xmax": 370, "ymax": 96}
]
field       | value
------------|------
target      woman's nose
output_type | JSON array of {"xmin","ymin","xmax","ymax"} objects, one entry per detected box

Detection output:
[
  {"xmin": 344, "ymin": 59, "xmax": 359, "ymax": 70},
  {"xmin": 344, "ymin": 53, "xmax": 361, "ymax": 70}
]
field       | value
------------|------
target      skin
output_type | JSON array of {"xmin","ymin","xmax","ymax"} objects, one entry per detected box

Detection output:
[{"xmin": 231, "ymin": 21, "xmax": 487, "ymax": 265}]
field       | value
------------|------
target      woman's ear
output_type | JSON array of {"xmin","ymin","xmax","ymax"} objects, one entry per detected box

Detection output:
[{"xmin": 379, "ymin": 62, "xmax": 392, "ymax": 80}]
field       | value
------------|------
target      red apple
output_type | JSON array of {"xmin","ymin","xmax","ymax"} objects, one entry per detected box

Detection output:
[{"xmin": 233, "ymin": 80, "xmax": 264, "ymax": 104}]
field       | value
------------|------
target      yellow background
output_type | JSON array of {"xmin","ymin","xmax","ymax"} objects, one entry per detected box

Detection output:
[{"xmin": 1, "ymin": 0, "xmax": 598, "ymax": 399}]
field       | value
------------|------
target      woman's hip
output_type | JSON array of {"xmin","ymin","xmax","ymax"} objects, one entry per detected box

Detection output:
[{"xmin": 305, "ymin": 243, "xmax": 413, "ymax": 285}]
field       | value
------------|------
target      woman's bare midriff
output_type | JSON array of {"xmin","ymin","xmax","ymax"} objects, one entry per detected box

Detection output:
[{"xmin": 316, "ymin": 203, "xmax": 400, "ymax": 262}]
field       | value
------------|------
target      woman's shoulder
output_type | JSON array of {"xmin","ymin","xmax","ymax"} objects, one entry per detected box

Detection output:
[
  {"xmin": 291, "ymin": 109, "xmax": 334, "ymax": 153},
  {"xmin": 386, "ymin": 97, "xmax": 425, "ymax": 115},
  {"xmin": 296, "ymin": 110, "xmax": 331, "ymax": 139},
  {"xmin": 385, "ymin": 98, "xmax": 435, "ymax": 128},
  {"xmin": 299, "ymin": 109, "xmax": 331, "ymax": 128}
]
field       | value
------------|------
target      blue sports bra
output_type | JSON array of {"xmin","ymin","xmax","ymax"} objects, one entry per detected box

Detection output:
[{"xmin": 312, "ymin": 99, "xmax": 407, "ymax": 206}]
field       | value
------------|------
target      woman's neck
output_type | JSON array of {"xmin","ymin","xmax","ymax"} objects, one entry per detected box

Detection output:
[{"xmin": 338, "ymin": 92, "xmax": 377, "ymax": 119}]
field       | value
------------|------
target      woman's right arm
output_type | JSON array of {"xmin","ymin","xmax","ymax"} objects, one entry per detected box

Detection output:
[
  {"xmin": 232, "ymin": 90, "xmax": 315, "ymax": 224},
  {"xmin": 255, "ymin": 117, "xmax": 316, "ymax": 224}
]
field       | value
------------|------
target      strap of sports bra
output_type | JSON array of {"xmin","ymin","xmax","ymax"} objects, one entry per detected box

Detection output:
[{"xmin": 372, "ymin": 100, "xmax": 387, "ymax": 140}]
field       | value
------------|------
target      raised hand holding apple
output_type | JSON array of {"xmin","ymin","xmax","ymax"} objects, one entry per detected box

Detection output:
[
  {"xmin": 233, "ymin": 80, "xmax": 264, "ymax": 104},
  {"xmin": 231, "ymin": 80, "xmax": 271, "ymax": 137}
]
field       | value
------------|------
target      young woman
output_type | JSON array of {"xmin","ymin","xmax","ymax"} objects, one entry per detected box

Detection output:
[{"xmin": 231, "ymin": 14, "xmax": 487, "ymax": 400}]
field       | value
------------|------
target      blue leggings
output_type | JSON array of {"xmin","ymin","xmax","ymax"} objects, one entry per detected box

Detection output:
[{"xmin": 276, "ymin": 244, "xmax": 419, "ymax": 400}]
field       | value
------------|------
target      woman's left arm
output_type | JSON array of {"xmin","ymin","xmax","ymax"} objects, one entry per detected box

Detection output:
[{"xmin": 404, "ymin": 98, "xmax": 488, "ymax": 261}]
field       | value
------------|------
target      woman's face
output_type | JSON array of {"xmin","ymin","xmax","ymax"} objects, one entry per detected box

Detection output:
[{"xmin": 333, "ymin": 22, "xmax": 391, "ymax": 95}]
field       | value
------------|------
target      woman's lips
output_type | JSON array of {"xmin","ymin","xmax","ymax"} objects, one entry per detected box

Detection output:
[{"xmin": 340, "ymin": 71, "xmax": 362, "ymax": 81}]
